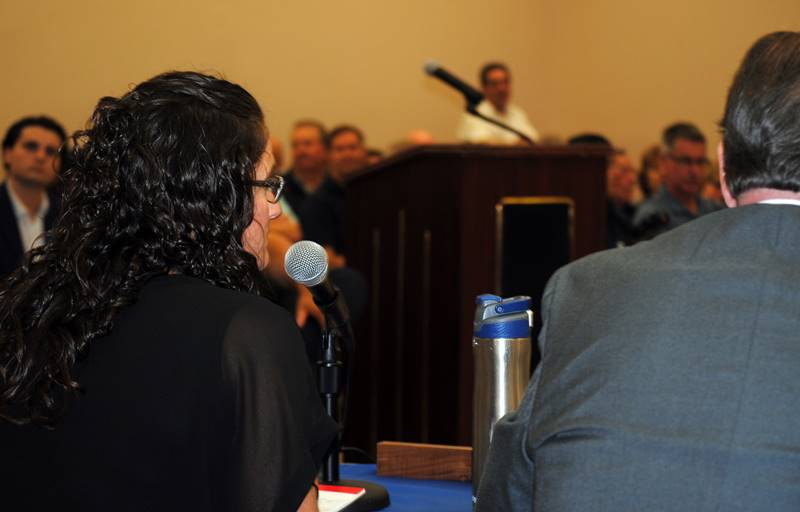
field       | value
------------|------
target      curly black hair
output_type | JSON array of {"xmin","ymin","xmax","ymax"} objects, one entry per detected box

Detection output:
[{"xmin": 0, "ymin": 71, "xmax": 268, "ymax": 426}]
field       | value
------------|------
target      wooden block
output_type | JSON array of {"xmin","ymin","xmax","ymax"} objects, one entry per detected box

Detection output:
[{"xmin": 376, "ymin": 441, "xmax": 472, "ymax": 481}]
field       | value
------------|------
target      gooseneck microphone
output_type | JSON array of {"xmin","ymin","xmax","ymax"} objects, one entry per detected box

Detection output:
[
  {"xmin": 284, "ymin": 240, "xmax": 353, "ymax": 348},
  {"xmin": 423, "ymin": 60, "xmax": 535, "ymax": 146},
  {"xmin": 424, "ymin": 60, "xmax": 485, "ymax": 107}
]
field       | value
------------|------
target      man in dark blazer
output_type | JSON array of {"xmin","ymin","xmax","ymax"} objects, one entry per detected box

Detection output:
[
  {"xmin": 633, "ymin": 122, "xmax": 722, "ymax": 233},
  {"xmin": 1, "ymin": 116, "xmax": 66, "ymax": 276},
  {"xmin": 283, "ymin": 120, "xmax": 329, "ymax": 216},
  {"xmin": 476, "ymin": 31, "xmax": 800, "ymax": 511}
]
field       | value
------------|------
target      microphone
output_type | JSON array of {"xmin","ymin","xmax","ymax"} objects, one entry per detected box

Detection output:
[
  {"xmin": 284, "ymin": 241, "xmax": 353, "ymax": 345},
  {"xmin": 424, "ymin": 60, "xmax": 535, "ymax": 146},
  {"xmin": 424, "ymin": 60, "xmax": 484, "ymax": 107}
]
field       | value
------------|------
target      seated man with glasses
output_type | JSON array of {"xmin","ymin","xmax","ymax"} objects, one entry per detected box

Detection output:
[
  {"xmin": 0, "ymin": 116, "xmax": 67, "ymax": 276},
  {"xmin": 633, "ymin": 122, "xmax": 722, "ymax": 234}
]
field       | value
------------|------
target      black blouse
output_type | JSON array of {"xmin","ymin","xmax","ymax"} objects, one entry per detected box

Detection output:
[{"xmin": 1, "ymin": 275, "xmax": 337, "ymax": 511}]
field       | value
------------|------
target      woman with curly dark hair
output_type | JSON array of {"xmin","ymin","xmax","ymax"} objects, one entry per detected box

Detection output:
[{"xmin": 0, "ymin": 71, "xmax": 336, "ymax": 512}]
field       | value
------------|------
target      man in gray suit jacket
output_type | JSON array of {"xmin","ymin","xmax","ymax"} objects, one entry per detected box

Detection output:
[{"xmin": 476, "ymin": 31, "xmax": 800, "ymax": 511}]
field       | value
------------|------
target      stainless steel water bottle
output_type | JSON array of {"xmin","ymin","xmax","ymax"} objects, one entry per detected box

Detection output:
[{"xmin": 472, "ymin": 294, "xmax": 533, "ymax": 504}]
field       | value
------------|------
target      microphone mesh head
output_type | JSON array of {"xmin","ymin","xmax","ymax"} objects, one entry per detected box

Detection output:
[{"xmin": 284, "ymin": 240, "xmax": 329, "ymax": 287}]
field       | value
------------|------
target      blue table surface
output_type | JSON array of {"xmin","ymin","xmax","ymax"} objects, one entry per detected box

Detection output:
[{"xmin": 339, "ymin": 463, "xmax": 472, "ymax": 511}]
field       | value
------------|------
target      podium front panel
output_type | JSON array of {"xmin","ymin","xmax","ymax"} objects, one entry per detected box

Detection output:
[{"xmin": 342, "ymin": 145, "xmax": 606, "ymax": 454}]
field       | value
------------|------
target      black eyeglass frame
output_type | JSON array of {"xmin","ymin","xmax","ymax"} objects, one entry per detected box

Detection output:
[{"xmin": 249, "ymin": 174, "xmax": 284, "ymax": 204}]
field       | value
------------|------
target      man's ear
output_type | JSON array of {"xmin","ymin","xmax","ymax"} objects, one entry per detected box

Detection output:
[
  {"xmin": 718, "ymin": 142, "xmax": 737, "ymax": 208},
  {"xmin": 2, "ymin": 148, "xmax": 11, "ymax": 173}
]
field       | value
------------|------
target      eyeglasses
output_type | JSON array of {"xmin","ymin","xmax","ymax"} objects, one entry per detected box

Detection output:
[
  {"xmin": 20, "ymin": 140, "xmax": 60, "ymax": 157},
  {"xmin": 250, "ymin": 174, "xmax": 284, "ymax": 204},
  {"xmin": 668, "ymin": 154, "xmax": 709, "ymax": 167}
]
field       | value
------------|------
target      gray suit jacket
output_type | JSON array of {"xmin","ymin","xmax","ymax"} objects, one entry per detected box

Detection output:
[{"xmin": 476, "ymin": 204, "xmax": 800, "ymax": 511}]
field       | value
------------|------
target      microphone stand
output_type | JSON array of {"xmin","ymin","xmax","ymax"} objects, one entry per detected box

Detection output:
[
  {"xmin": 319, "ymin": 329, "xmax": 343, "ymax": 482},
  {"xmin": 318, "ymin": 322, "xmax": 389, "ymax": 510},
  {"xmin": 466, "ymin": 103, "xmax": 536, "ymax": 146}
]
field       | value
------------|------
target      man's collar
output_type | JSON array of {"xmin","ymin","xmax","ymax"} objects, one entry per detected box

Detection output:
[
  {"xmin": 758, "ymin": 198, "xmax": 800, "ymax": 206},
  {"xmin": 7, "ymin": 182, "xmax": 49, "ymax": 220},
  {"xmin": 479, "ymin": 100, "xmax": 510, "ymax": 117}
]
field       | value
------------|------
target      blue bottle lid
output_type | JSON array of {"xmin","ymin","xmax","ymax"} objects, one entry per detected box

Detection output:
[
  {"xmin": 475, "ymin": 316, "xmax": 531, "ymax": 339},
  {"xmin": 473, "ymin": 295, "xmax": 533, "ymax": 339}
]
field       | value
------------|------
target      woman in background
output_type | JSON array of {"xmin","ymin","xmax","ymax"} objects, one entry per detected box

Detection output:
[
  {"xmin": 639, "ymin": 144, "xmax": 663, "ymax": 199},
  {"xmin": 0, "ymin": 71, "xmax": 335, "ymax": 512}
]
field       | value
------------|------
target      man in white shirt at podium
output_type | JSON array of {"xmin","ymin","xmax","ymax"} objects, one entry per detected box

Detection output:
[{"xmin": 456, "ymin": 62, "xmax": 539, "ymax": 145}]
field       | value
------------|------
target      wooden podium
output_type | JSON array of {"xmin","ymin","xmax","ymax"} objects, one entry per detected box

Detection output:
[{"xmin": 340, "ymin": 144, "xmax": 607, "ymax": 453}]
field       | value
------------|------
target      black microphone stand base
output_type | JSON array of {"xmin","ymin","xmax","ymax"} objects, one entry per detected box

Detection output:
[
  {"xmin": 323, "ymin": 479, "xmax": 390, "ymax": 511},
  {"xmin": 317, "ymin": 328, "xmax": 390, "ymax": 511}
]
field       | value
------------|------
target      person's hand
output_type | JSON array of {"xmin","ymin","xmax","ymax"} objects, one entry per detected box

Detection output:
[
  {"xmin": 325, "ymin": 246, "xmax": 347, "ymax": 269},
  {"xmin": 295, "ymin": 285, "xmax": 325, "ymax": 328},
  {"xmin": 296, "ymin": 483, "xmax": 319, "ymax": 512},
  {"xmin": 270, "ymin": 214, "xmax": 302, "ymax": 243}
]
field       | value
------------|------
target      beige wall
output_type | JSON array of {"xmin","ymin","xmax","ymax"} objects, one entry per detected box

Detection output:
[
  {"xmin": 527, "ymin": 0, "xmax": 800, "ymax": 161},
  {"xmin": 1, "ymin": 0, "xmax": 798, "ymax": 177}
]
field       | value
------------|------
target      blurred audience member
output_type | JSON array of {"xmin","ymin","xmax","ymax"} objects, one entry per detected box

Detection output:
[
  {"xmin": 567, "ymin": 133, "xmax": 609, "ymax": 146},
  {"xmin": 0, "ymin": 116, "xmax": 67, "ymax": 276},
  {"xmin": 606, "ymin": 150, "xmax": 639, "ymax": 247},
  {"xmin": 283, "ymin": 120, "xmax": 329, "ymax": 215},
  {"xmin": 366, "ymin": 148, "xmax": 383, "ymax": 165},
  {"xmin": 639, "ymin": 144, "xmax": 663, "ymax": 198},
  {"xmin": 633, "ymin": 123, "xmax": 722, "ymax": 234},
  {"xmin": 390, "ymin": 129, "xmax": 435, "ymax": 155},
  {"xmin": 270, "ymin": 136, "xmax": 285, "ymax": 174},
  {"xmin": 457, "ymin": 62, "xmax": 539, "ymax": 145},
  {"xmin": 703, "ymin": 160, "xmax": 725, "ymax": 205},
  {"xmin": 408, "ymin": 129, "xmax": 434, "ymax": 145},
  {"xmin": 328, "ymin": 125, "xmax": 369, "ymax": 182},
  {"xmin": 266, "ymin": 126, "xmax": 370, "ymax": 334},
  {"xmin": 300, "ymin": 125, "xmax": 368, "ymax": 267},
  {"xmin": 568, "ymin": 133, "xmax": 638, "ymax": 247},
  {"xmin": 287, "ymin": 125, "xmax": 370, "ymax": 365}
]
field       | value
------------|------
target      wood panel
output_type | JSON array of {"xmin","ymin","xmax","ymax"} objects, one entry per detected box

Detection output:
[{"xmin": 342, "ymin": 144, "xmax": 607, "ymax": 455}]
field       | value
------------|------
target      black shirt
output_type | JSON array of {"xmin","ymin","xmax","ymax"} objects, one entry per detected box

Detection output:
[
  {"xmin": 1, "ymin": 275, "xmax": 337, "ymax": 511},
  {"xmin": 300, "ymin": 177, "xmax": 345, "ymax": 254},
  {"xmin": 281, "ymin": 170, "xmax": 310, "ymax": 215},
  {"xmin": 607, "ymin": 199, "xmax": 637, "ymax": 248}
]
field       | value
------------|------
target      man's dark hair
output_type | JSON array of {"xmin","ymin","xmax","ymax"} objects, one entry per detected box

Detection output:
[
  {"xmin": 662, "ymin": 122, "xmax": 706, "ymax": 152},
  {"xmin": 293, "ymin": 119, "xmax": 328, "ymax": 148},
  {"xmin": 479, "ymin": 62, "xmax": 510, "ymax": 86},
  {"xmin": 2, "ymin": 115, "xmax": 67, "ymax": 150},
  {"xmin": 720, "ymin": 31, "xmax": 800, "ymax": 197},
  {"xmin": 327, "ymin": 124, "xmax": 364, "ymax": 147},
  {"xmin": 567, "ymin": 133, "xmax": 619, "ymax": 166},
  {"xmin": 567, "ymin": 133, "xmax": 612, "ymax": 147}
]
